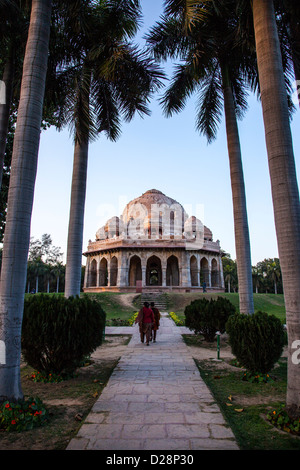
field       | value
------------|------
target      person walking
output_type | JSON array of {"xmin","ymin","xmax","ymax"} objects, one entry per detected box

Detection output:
[
  {"xmin": 150, "ymin": 302, "xmax": 161, "ymax": 343},
  {"xmin": 135, "ymin": 302, "xmax": 154, "ymax": 345}
]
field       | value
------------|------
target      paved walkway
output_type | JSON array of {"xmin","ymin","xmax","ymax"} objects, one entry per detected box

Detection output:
[{"xmin": 67, "ymin": 313, "xmax": 239, "ymax": 451}]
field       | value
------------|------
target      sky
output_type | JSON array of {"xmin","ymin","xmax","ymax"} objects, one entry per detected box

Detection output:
[{"xmin": 30, "ymin": 0, "xmax": 300, "ymax": 267}]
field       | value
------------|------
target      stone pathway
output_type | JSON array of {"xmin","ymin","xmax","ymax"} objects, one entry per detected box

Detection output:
[{"xmin": 67, "ymin": 313, "xmax": 239, "ymax": 451}]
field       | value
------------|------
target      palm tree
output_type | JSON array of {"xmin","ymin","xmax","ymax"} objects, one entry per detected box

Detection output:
[
  {"xmin": 252, "ymin": 265, "xmax": 263, "ymax": 294},
  {"xmin": 0, "ymin": 0, "xmax": 53, "ymax": 403},
  {"xmin": 0, "ymin": 1, "xmax": 28, "ymax": 190},
  {"xmin": 146, "ymin": 0, "xmax": 255, "ymax": 314},
  {"xmin": 51, "ymin": 261, "xmax": 64, "ymax": 293},
  {"xmin": 60, "ymin": 0, "xmax": 163, "ymax": 298},
  {"xmin": 249, "ymin": 0, "xmax": 300, "ymax": 415},
  {"xmin": 274, "ymin": 0, "xmax": 300, "ymax": 107}
]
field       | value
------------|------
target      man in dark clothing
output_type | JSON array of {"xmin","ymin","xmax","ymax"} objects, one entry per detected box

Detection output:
[
  {"xmin": 150, "ymin": 302, "xmax": 161, "ymax": 343},
  {"xmin": 135, "ymin": 302, "xmax": 154, "ymax": 345}
]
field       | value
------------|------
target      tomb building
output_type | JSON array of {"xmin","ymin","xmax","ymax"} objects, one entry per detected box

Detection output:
[{"xmin": 83, "ymin": 189, "xmax": 225, "ymax": 292}]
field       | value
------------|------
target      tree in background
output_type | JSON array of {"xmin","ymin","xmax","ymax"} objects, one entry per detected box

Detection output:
[
  {"xmin": 27, "ymin": 233, "xmax": 63, "ymax": 293},
  {"xmin": 222, "ymin": 256, "xmax": 238, "ymax": 293}
]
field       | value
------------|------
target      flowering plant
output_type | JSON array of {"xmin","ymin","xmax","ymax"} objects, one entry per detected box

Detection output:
[
  {"xmin": 169, "ymin": 312, "xmax": 185, "ymax": 326},
  {"xmin": 128, "ymin": 312, "xmax": 138, "ymax": 326},
  {"xmin": 30, "ymin": 371, "xmax": 63, "ymax": 383},
  {"xmin": 0, "ymin": 397, "xmax": 48, "ymax": 432},
  {"xmin": 267, "ymin": 404, "xmax": 300, "ymax": 435},
  {"xmin": 242, "ymin": 371, "xmax": 274, "ymax": 383}
]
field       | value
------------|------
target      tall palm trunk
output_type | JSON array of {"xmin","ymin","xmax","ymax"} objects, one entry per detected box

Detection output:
[
  {"xmin": 0, "ymin": 0, "xmax": 52, "ymax": 403},
  {"xmin": 64, "ymin": 138, "xmax": 89, "ymax": 297},
  {"xmin": 253, "ymin": 0, "xmax": 300, "ymax": 413},
  {"xmin": 222, "ymin": 68, "xmax": 254, "ymax": 315},
  {"xmin": 0, "ymin": 47, "xmax": 15, "ymax": 190},
  {"xmin": 65, "ymin": 68, "xmax": 91, "ymax": 299}
]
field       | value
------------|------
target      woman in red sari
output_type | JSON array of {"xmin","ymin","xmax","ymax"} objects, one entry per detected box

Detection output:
[{"xmin": 135, "ymin": 302, "xmax": 154, "ymax": 345}]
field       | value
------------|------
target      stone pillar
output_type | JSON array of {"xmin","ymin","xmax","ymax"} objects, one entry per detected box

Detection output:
[
  {"xmin": 219, "ymin": 256, "xmax": 225, "ymax": 288},
  {"xmin": 84, "ymin": 257, "xmax": 90, "ymax": 288},
  {"xmin": 180, "ymin": 252, "xmax": 190, "ymax": 287},
  {"xmin": 162, "ymin": 261, "xmax": 167, "ymax": 287},
  {"xmin": 107, "ymin": 260, "xmax": 111, "ymax": 288},
  {"xmin": 117, "ymin": 253, "xmax": 128, "ymax": 287},
  {"xmin": 208, "ymin": 261, "xmax": 212, "ymax": 288},
  {"xmin": 141, "ymin": 258, "xmax": 147, "ymax": 287}
]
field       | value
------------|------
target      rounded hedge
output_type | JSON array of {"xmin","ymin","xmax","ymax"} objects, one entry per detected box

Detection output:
[
  {"xmin": 184, "ymin": 296, "xmax": 236, "ymax": 342},
  {"xmin": 226, "ymin": 311, "xmax": 285, "ymax": 374},
  {"xmin": 22, "ymin": 294, "xmax": 106, "ymax": 377}
]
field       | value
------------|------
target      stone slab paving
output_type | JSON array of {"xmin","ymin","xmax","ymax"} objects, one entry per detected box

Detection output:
[{"xmin": 67, "ymin": 313, "xmax": 239, "ymax": 451}]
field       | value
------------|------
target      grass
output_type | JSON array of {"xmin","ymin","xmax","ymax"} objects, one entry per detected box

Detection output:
[
  {"xmin": 166, "ymin": 292, "xmax": 286, "ymax": 322},
  {"xmin": 0, "ymin": 335, "xmax": 131, "ymax": 450},
  {"xmin": 192, "ymin": 354, "xmax": 300, "ymax": 450}
]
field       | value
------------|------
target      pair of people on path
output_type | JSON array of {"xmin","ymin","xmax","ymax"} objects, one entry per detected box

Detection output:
[{"xmin": 135, "ymin": 301, "xmax": 161, "ymax": 346}]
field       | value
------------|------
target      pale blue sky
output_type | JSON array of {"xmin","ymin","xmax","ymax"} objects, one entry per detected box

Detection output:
[{"xmin": 30, "ymin": 0, "xmax": 300, "ymax": 266}]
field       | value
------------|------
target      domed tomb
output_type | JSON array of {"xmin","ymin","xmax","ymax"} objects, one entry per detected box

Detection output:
[{"xmin": 84, "ymin": 189, "xmax": 224, "ymax": 292}]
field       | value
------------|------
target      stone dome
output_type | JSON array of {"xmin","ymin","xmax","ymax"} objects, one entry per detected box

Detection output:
[
  {"xmin": 184, "ymin": 216, "xmax": 204, "ymax": 238},
  {"xmin": 122, "ymin": 189, "xmax": 188, "ymax": 223},
  {"xmin": 96, "ymin": 216, "xmax": 124, "ymax": 240},
  {"xmin": 121, "ymin": 189, "xmax": 189, "ymax": 238}
]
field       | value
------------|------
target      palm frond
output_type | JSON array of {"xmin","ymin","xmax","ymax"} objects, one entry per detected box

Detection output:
[
  {"xmin": 91, "ymin": 80, "xmax": 121, "ymax": 142},
  {"xmin": 145, "ymin": 16, "xmax": 193, "ymax": 61},
  {"xmin": 195, "ymin": 65, "xmax": 223, "ymax": 142},
  {"xmin": 160, "ymin": 62, "xmax": 198, "ymax": 117},
  {"xmin": 163, "ymin": 0, "xmax": 211, "ymax": 32}
]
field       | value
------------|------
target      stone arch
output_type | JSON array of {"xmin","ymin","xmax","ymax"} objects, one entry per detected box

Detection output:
[
  {"xmin": 128, "ymin": 255, "xmax": 142, "ymax": 287},
  {"xmin": 190, "ymin": 255, "xmax": 199, "ymax": 286},
  {"xmin": 211, "ymin": 258, "xmax": 219, "ymax": 287},
  {"xmin": 166, "ymin": 255, "xmax": 179, "ymax": 286},
  {"xmin": 89, "ymin": 259, "xmax": 97, "ymax": 287},
  {"xmin": 146, "ymin": 255, "xmax": 162, "ymax": 286},
  {"xmin": 110, "ymin": 256, "xmax": 118, "ymax": 286},
  {"xmin": 99, "ymin": 257, "xmax": 108, "ymax": 286},
  {"xmin": 200, "ymin": 257, "xmax": 209, "ymax": 285}
]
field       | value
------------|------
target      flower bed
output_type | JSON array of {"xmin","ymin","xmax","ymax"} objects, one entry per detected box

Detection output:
[{"xmin": 0, "ymin": 397, "xmax": 48, "ymax": 432}]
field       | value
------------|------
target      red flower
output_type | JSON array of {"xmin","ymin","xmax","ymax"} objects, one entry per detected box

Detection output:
[
  {"xmin": 11, "ymin": 420, "xmax": 16, "ymax": 425},
  {"xmin": 5, "ymin": 403, "xmax": 10, "ymax": 409}
]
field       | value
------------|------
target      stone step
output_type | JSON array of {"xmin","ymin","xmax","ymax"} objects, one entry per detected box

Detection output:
[{"xmin": 140, "ymin": 293, "xmax": 168, "ymax": 310}]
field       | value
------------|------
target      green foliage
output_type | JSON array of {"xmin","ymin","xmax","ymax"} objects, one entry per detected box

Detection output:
[
  {"xmin": 0, "ymin": 397, "xmax": 48, "ymax": 432},
  {"xmin": 169, "ymin": 311, "xmax": 185, "ymax": 326},
  {"xmin": 267, "ymin": 404, "xmax": 300, "ymax": 436},
  {"xmin": 226, "ymin": 311, "xmax": 286, "ymax": 374},
  {"xmin": 184, "ymin": 296, "xmax": 236, "ymax": 341},
  {"xmin": 22, "ymin": 294, "xmax": 106, "ymax": 377}
]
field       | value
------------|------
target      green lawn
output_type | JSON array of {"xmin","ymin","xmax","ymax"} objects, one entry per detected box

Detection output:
[
  {"xmin": 194, "ymin": 356, "xmax": 300, "ymax": 450},
  {"xmin": 167, "ymin": 292, "xmax": 286, "ymax": 322},
  {"xmin": 25, "ymin": 291, "xmax": 286, "ymax": 322}
]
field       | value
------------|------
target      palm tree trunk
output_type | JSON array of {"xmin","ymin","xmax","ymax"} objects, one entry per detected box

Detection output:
[
  {"xmin": 64, "ymin": 139, "xmax": 89, "ymax": 298},
  {"xmin": 222, "ymin": 69, "xmax": 254, "ymax": 315},
  {"xmin": 0, "ymin": 47, "xmax": 15, "ymax": 190},
  {"xmin": 0, "ymin": 0, "xmax": 52, "ymax": 403},
  {"xmin": 253, "ymin": 0, "xmax": 300, "ymax": 414}
]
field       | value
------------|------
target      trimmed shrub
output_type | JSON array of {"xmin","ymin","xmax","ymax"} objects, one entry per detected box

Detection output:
[
  {"xmin": 22, "ymin": 294, "xmax": 106, "ymax": 377},
  {"xmin": 226, "ymin": 311, "xmax": 285, "ymax": 374},
  {"xmin": 184, "ymin": 296, "xmax": 236, "ymax": 341}
]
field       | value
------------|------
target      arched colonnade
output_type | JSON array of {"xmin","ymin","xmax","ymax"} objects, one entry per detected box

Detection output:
[{"xmin": 85, "ymin": 251, "xmax": 223, "ymax": 289}]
